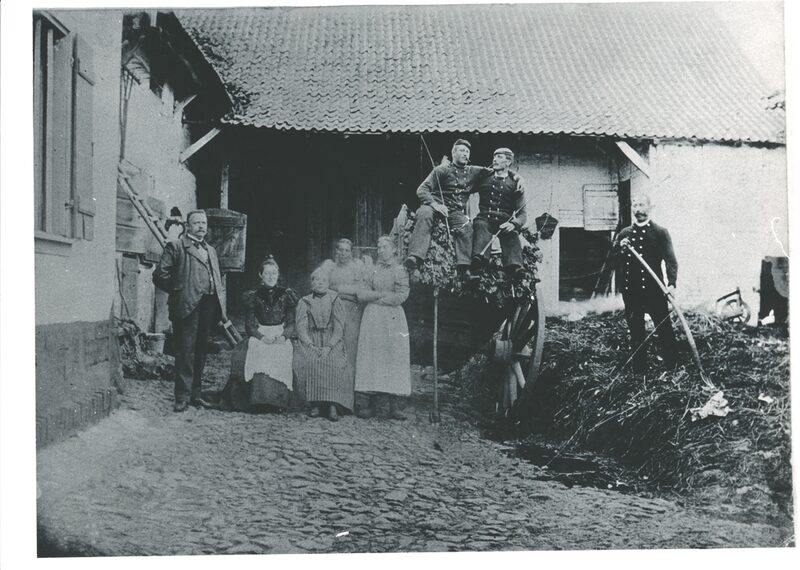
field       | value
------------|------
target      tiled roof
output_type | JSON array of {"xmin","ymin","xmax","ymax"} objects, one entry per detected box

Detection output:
[{"xmin": 177, "ymin": 4, "xmax": 784, "ymax": 144}]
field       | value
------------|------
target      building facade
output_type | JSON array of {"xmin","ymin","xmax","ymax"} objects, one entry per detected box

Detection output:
[{"xmin": 34, "ymin": 10, "xmax": 124, "ymax": 446}]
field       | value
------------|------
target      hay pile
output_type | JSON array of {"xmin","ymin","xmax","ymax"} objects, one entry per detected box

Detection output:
[{"xmin": 525, "ymin": 311, "xmax": 791, "ymax": 512}]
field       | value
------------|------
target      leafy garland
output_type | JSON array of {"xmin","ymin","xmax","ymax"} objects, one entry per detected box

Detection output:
[{"xmin": 397, "ymin": 212, "xmax": 542, "ymax": 309}]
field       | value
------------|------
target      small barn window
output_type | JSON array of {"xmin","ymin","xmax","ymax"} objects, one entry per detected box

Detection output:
[{"xmin": 33, "ymin": 13, "xmax": 95, "ymax": 241}]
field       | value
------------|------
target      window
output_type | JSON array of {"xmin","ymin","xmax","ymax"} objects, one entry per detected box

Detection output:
[{"xmin": 33, "ymin": 13, "xmax": 96, "ymax": 241}]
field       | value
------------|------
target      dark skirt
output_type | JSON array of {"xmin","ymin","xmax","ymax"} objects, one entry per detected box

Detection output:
[{"xmin": 221, "ymin": 340, "xmax": 291, "ymax": 412}]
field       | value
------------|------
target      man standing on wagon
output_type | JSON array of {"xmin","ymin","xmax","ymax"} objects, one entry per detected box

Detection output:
[{"xmin": 470, "ymin": 147, "xmax": 527, "ymax": 277}]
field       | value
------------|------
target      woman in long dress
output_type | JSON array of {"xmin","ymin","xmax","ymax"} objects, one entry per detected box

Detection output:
[
  {"xmin": 221, "ymin": 256, "xmax": 298, "ymax": 412},
  {"xmin": 355, "ymin": 235, "xmax": 411, "ymax": 420},
  {"xmin": 293, "ymin": 267, "xmax": 353, "ymax": 421},
  {"xmin": 324, "ymin": 238, "xmax": 365, "ymax": 379}
]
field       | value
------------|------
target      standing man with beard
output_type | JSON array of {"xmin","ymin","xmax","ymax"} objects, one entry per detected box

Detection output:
[
  {"xmin": 154, "ymin": 210, "xmax": 225, "ymax": 411},
  {"xmin": 611, "ymin": 193, "xmax": 678, "ymax": 371}
]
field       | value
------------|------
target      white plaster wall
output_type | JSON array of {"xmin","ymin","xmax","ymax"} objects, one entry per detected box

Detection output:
[
  {"xmin": 515, "ymin": 149, "xmax": 615, "ymax": 312},
  {"xmin": 116, "ymin": 60, "xmax": 200, "ymax": 332},
  {"xmin": 123, "ymin": 82, "xmax": 197, "ymax": 217},
  {"xmin": 35, "ymin": 11, "xmax": 123, "ymax": 325},
  {"xmin": 634, "ymin": 142, "xmax": 788, "ymax": 318}
]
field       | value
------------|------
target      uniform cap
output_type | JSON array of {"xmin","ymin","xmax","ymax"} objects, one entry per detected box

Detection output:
[{"xmin": 493, "ymin": 147, "xmax": 514, "ymax": 160}]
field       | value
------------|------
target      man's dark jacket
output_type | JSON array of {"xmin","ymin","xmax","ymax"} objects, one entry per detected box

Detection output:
[
  {"xmin": 612, "ymin": 221, "xmax": 677, "ymax": 295},
  {"xmin": 153, "ymin": 235, "xmax": 225, "ymax": 321}
]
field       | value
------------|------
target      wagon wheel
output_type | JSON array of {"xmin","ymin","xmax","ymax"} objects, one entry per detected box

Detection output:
[
  {"xmin": 487, "ymin": 282, "xmax": 546, "ymax": 419},
  {"xmin": 719, "ymin": 298, "xmax": 752, "ymax": 324}
]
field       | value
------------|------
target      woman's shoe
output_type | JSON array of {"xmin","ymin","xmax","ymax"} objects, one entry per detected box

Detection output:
[
  {"xmin": 327, "ymin": 404, "xmax": 339, "ymax": 422},
  {"xmin": 388, "ymin": 397, "xmax": 407, "ymax": 421},
  {"xmin": 388, "ymin": 409, "xmax": 407, "ymax": 421},
  {"xmin": 356, "ymin": 407, "xmax": 374, "ymax": 419},
  {"xmin": 309, "ymin": 406, "xmax": 320, "ymax": 418},
  {"xmin": 357, "ymin": 395, "xmax": 378, "ymax": 419}
]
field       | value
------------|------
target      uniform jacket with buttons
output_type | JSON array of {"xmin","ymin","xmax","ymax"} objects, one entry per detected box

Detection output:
[
  {"xmin": 153, "ymin": 235, "xmax": 225, "ymax": 321},
  {"xmin": 611, "ymin": 221, "xmax": 677, "ymax": 294},
  {"xmin": 416, "ymin": 163, "xmax": 491, "ymax": 212},
  {"xmin": 474, "ymin": 172, "xmax": 527, "ymax": 227}
]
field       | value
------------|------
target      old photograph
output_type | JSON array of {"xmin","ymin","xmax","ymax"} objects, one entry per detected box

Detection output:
[{"xmin": 4, "ymin": 0, "xmax": 795, "ymax": 560}]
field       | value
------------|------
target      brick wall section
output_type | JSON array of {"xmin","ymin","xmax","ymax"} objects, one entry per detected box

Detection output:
[
  {"xmin": 35, "ymin": 387, "xmax": 118, "ymax": 448},
  {"xmin": 35, "ymin": 319, "xmax": 124, "ymax": 449}
]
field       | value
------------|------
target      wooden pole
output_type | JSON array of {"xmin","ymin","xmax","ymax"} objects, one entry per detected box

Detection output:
[
  {"xmin": 430, "ymin": 287, "xmax": 441, "ymax": 423},
  {"xmin": 624, "ymin": 244, "xmax": 714, "ymax": 390}
]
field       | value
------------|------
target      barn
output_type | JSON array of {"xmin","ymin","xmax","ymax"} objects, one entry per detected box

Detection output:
[{"xmin": 175, "ymin": 3, "xmax": 785, "ymax": 325}]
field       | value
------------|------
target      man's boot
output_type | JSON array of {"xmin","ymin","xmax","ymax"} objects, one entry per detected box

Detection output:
[
  {"xmin": 357, "ymin": 395, "xmax": 378, "ymax": 419},
  {"xmin": 404, "ymin": 256, "xmax": 420, "ymax": 273},
  {"xmin": 504, "ymin": 265, "xmax": 523, "ymax": 280},
  {"xmin": 388, "ymin": 396, "xmax": 407, "ymax": 421},
  {"xmin": 457, "ymin": 265, "xmax": 479, "ymax": 283}
]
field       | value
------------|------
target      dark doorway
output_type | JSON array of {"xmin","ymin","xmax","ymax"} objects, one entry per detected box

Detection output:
[
  {"xmin": 618, "ymin": 179, "xmax": 631, "ymax": 228},
  {"xmin": 559, "ymin": 228, "xmax": 614, "ymax": 301}
]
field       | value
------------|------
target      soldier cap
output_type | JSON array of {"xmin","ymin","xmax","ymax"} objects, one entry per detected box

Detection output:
[
  {"xmin": 493, "ymin": 147, "xmax": 514, "ymax": 161},
  {"xmin": 452, "ymin": 139, "xmax": 471, "ymax": 149}
]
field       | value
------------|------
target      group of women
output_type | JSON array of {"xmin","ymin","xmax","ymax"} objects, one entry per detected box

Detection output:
[{"xmin": 221, "ymin": 236, "xmax": 411, "ymax": 421}]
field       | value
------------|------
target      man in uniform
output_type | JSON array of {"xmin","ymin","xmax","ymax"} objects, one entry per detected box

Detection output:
[
  {"xmin": 405, "ymin": 139, "xmax": 522, "ymax": 279},
  {"xmin": 154, "ymin": 210, "xmax": 225, "ymax": 411},
  {"xmin": 470, "ymin": 148, "xmax": 527, "ymax": 276},
  {"xmin": 611, "ymin": 193, "xmax": 678, "ymax": 371}
]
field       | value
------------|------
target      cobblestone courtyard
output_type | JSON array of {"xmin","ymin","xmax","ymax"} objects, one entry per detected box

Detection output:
[{"xmin": 37, "ymin": 351, "xmax": 789, "ymax": 556}]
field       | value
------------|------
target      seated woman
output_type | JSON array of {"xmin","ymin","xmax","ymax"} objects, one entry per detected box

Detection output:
[
  {"xmin": 323, "ymin": 238, "xmax": 365, "ymax": 383},
  {"xmin": 221, "ymin": 256, "xmax": 298, "ymax": 412},
  {"xmin": 293, "ymin": 267, "xmax": 353, "ymax": 421},
  {"xmin": 355, "ymin": 235, "xmax": 412, "ymax": 420}
]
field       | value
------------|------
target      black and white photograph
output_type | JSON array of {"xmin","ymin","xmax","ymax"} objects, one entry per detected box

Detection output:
[{"xmin": 0, "ymin": 0, "xmax": 797, "ymax": 564}]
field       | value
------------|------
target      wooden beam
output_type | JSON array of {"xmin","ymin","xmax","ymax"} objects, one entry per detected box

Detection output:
[
  {"xmin": 220, "ymin": 161, "xmax": 230, "ymax": 208},
  {"xmin": 179, "ymin": 127, "xmax": 221, "ymax": 164},
  {"xmin": 174, "ymin": 94, "xmax": 197, "ymax": 116},
  {"xmin": 615, "ymin": 141, "xmax": 652, "ymax": 179}
]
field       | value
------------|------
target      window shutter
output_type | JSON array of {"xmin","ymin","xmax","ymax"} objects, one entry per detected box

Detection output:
[
  {"xmin": 583, "ymin": 184, "xmax": 619, "ymax": 231},
  {"xmin": 50, "ymin": 32, "xmax": 74, "ymax": 237},
  {"xmin": 72, "ymin": 34, "xmax": 96, "ymax": 240}
]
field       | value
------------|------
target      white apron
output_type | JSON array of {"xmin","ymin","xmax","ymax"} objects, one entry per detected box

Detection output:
[{"xmin": 244, "ymin": 324, "xmax": 293, "ymax": 390}]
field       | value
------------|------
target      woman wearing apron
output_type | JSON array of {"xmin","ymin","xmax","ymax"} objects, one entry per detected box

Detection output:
[{"xmin": 221, "ymin": 256, "xmax": 298, "ymax": 412}]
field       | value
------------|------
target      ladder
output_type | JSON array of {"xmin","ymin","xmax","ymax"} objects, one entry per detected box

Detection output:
[
  {"xmin": 117, "ymin": 164, "xmax": 243, "ymax": 347},
  {"xmin": 118, "ymin": 165, "xmax": 170, "ymax": 248}
]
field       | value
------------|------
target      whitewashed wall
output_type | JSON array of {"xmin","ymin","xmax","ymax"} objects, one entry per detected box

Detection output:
[
  {"xmin": 123, "ymin": 82, "xmax": 197, "ymax": 218},
  {"xmin": 515, "ymin": 147, "xmax": 615, "ymax": 312},
  {"xmin": 632, "ymin": 142, "xmax": 787, "ymax": 319},
  {"xmin": 116, "ymin": 64, "xmax": 201, "ymax": 332}
]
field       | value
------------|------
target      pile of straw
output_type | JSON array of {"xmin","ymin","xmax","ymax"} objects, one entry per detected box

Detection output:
[{"xmin": 526, "ymin": 311, "xmax": 791, "ymax": 511}]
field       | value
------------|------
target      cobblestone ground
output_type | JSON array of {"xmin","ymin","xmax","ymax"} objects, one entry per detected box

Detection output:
[{"xmin": 37, "ymin": 350, "xmax": 787, "ymax": 556}]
